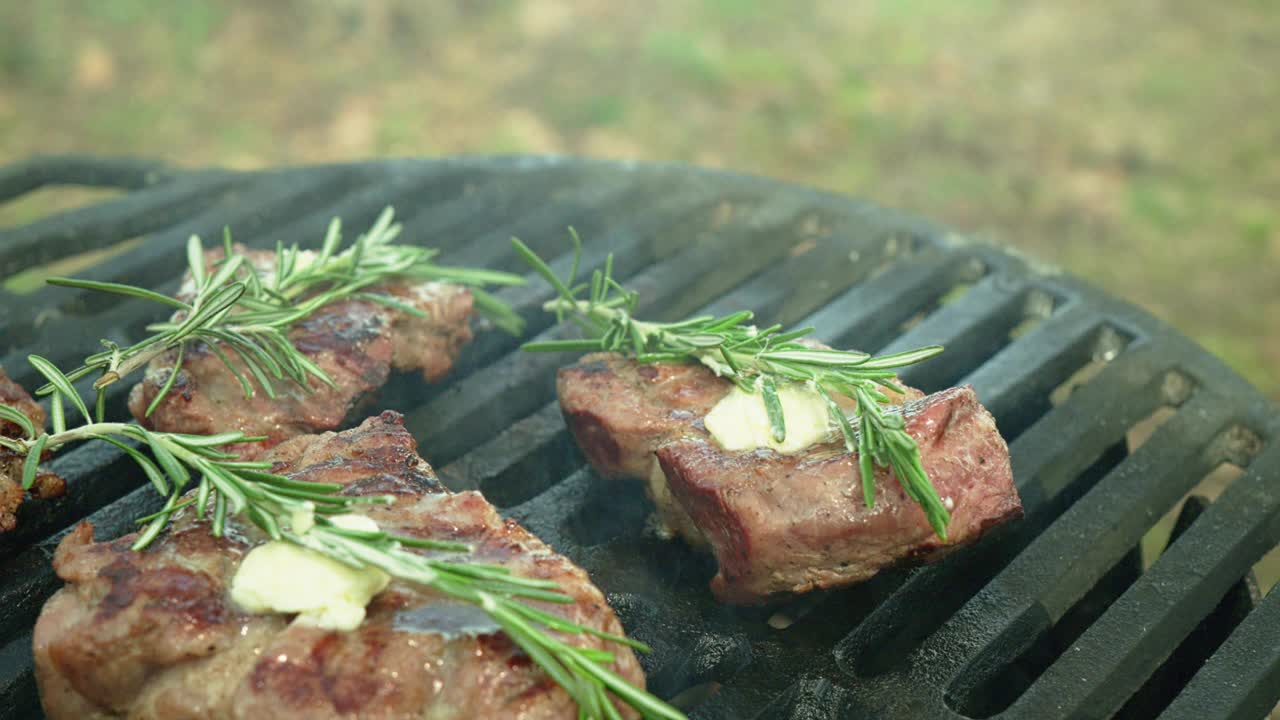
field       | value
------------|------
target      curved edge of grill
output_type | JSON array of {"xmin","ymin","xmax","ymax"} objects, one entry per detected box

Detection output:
[{"xmin": 0, "ymin": 154, "xmax": 1276, "ymax": 720}]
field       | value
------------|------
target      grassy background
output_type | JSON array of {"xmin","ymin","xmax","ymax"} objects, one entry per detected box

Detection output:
[{"xmin": 0, "ymin": 0, "xmax": 1276, "ymax": 400}]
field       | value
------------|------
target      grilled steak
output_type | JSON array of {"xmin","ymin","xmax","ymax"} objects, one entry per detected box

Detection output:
[
  {"xmin": 657, "ymin": 386, "xmax": 1020, "ymax": 603},
  {"xmin": 129, "ymin": 247, "xmax": 474, "ymax": 459},
  {"xmin": 557, "ymin": 352, "xmax": 922, "ymax": 543},
  {"xmin": 558, "ymin": 353, "xmax": 1019, "ymax": 603},
  {"xmin": 0, "ymin": 366, "xmax": 64, "ymax": 532},
  {"xmin": 35, "ymin": 411, "xmax": 644, "ymax": 719}
]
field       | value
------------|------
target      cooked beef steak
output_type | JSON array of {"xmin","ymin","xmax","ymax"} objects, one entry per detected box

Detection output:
[
  {"xmin": 556, "ymin": 352, "xmax": 922, "ymax": 544},
  {"xmin": 129, "ymin": 247, "xmax": 474, "ymax": 459},
  {"xmin": 557, "ymin": 353, "xmax": 1019, "ymax": 603},
  {"xmin": 0, "ymin": 366, "xmax": 64, "ymax": 532},
  {"xmin": 35, "ymin": 412, "xmax": 644, "ymax": 719},
  {"xmin": 657, "ymin": 385, "xmax": 1020, "ymax": 603}
]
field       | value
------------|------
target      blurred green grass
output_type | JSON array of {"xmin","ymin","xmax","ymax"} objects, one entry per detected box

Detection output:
[{"xmin": 0, "ymin": 0, "xmax": 1276, "ymax": 398}]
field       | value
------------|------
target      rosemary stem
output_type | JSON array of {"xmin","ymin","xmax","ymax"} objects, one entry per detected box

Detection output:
[
  {"xmin": 544, "ymin": 298, "xmax": 665, "ymax": 342},
  {"xmin": 12, "ymin": 422, "xmax": 137, "ymax": 454},
  {"xmin": 94, "ymin": 346, "xmax": 169, "ymax": 389},
  {"xmin": 545, "ymin": 298, "xmax": 762, "ymax": 380}
]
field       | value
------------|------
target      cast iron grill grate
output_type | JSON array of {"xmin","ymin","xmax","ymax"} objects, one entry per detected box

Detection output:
[{"xmin": 0, "ymin": 155, "xmax": 1276, "ymax": 719}]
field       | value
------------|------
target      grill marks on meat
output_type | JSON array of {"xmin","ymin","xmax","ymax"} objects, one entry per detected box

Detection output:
[
  {"xmin": 558, "ymin": 352, "xmax": 1020, "ymax": 604},
  {"xmin": 35, "ymin": 412, "xmax": 644, "ymax": 719},
  {"xmin": 0, "ymin": 366, "xmax": 65, "ymax": 532},
  {"xmin": 129, "ymin": 247, "xmax": 474, "ymax": 459}
]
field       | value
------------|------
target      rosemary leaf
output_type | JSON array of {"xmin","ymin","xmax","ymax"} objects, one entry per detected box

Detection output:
[
  {"xmin": 187, "ymin": 235, "xmax": 207, "ymax": 289},
  {"xmin": 144, "ymin": 344, "xmax": 184, "ymax": 418},
  {"xmin": 195, "ymin": 475, "xmax": 211, "ymax": 520},
  {"xmin": 45, "ymin": 277, "xmax": 190, "ymax": 310},
  {"xmin": 50, "ymin": 393, "xmax": 65, "ymax": 435},
  {"xmin": 99, "ymin": 436, "xmax": 168, "ymax": 496},
  {"xmin": 760, "ymin": 376, "xmax": 787, "ymax": 443},
  {"xmin": 28, "ymin": 355, "xmax": 92, "ymax": 425},
  {"xmin": 144, "ymin": 432, "xmax": 190, "ymax": 491},
  {"xmin": 20, "ymin": 434, "xmax": 47, "ymax": 490},
  {"xmin": 0, "ymin": 405, "xmax": 35, "ymax": 439}
]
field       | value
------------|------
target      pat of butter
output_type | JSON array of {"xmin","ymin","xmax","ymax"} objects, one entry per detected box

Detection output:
[
  {"xmin": 704, "ymin": 384, "xmax": 833, "ymax": 453},
  {"xmin": 230, "ymin": 514, "xmax": 389, "ymax": 631}
]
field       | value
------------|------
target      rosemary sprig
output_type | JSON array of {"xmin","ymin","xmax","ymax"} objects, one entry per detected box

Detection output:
[
  {"xmin": 37, "ymin": 208, "xmax": 525, "ymax": 418},
  {"xmin": 1, "ymin": 354, "xmax": 683, "ymax": 719},
  {"xmin": 512, "ymin": 234, "xmax": 952, "ymax": 538}
]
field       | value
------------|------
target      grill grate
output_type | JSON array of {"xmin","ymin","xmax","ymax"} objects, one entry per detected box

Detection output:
[{"xmin": 1, "ymin": 155, "xmax": 1277, "ymax": 719}]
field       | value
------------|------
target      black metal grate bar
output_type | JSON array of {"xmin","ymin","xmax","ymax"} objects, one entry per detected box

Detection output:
[
  {"xmin": 884, "ymin": 274, "xmax": 1040, "ymax": 393},
  {"xmin": 13, "ymin": 168, "xmax": 362, "ymax": 314},
  {"xmin": 956, "ymin": 303, "xmax": 1122, "ymax": 439},
  {"xmin": 1011, "ymin": 441, "xmax": 1280, "ymax": 718},
  {"xmin": 937, "ymin": 393, "xmax": 1236, "ymax": 702},
  {"xmin": 0, "ymin": 156, "xmax": 1275, "ymax": 719},
  {"xmin": 0, "ymin": 170, "xmax": 240, "ymax": 277},
  {"xmin": 1158, "ymin": 583, "xmax": 1280, "ymax": 720},
  {"xmin": 436, "ymin": 181, "xmax": 638, "ymax": 272},
  {"xmin": 0, "ymin": 633, "xmax": 37, "ymax": 719},
  {"xmin": 0, "ymin": 155, "xmax": 167, "ymax": 203},
  {"xmin": 799, "ymin": 245, "xmax": 965, "ymax": 353}
]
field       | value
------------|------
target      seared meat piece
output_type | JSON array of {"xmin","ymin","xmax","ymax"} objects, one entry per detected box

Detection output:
[
  {"xmin": 558, "ymin": 353, "xmax": 1019, "ymax": 603},
  {"xmin": 129, "ymin": 247, "xmax": 474, "ymax": 459},
  {"xmin": 657, "ymin": 386, "xmax": 1020, "ymax": 603},
  {"xmin": 557, "ymin": 352, "xmax": 922, "ymax": 544},
  {"xmin": 0, "ymin": 366, "xmax": 64, "ymax": 532},
  {"xmin": 35, "ymin": 411, "xmax": 644, "ymax": 719}
]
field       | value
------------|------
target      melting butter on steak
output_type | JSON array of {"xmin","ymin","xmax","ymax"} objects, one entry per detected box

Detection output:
[
  {"xmin": 557, "ymin": 352, "xmax": 1020, "ymax": 604},
  {"xmin": 34, "ymin": 412, "xmax": 643, "ymax": 719},
  {"xmin": 129, "ymin": 247, "xmax": 474, "ymax": 459}
]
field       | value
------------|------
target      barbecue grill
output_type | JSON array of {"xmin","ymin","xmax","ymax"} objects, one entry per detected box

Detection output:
[{"xmin": 0, "ymin": 155, "xmax": 1276, "ymax": 719}]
